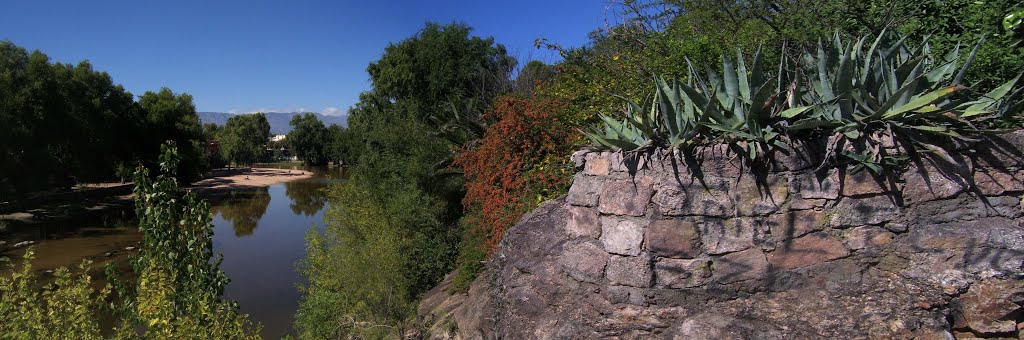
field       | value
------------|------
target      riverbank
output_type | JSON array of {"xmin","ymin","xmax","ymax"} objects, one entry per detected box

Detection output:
[
  {"xmin": 0, "ymin": 168, "xmax": 314, "ymax": 254},
  {"xmin": 189, "ymin": 168, "xmax": 314, "ymax": 201}
]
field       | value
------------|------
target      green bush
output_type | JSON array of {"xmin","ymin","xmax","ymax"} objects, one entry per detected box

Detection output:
[{"xmin": 0, "ymin": 143, "xmax": 260, "ymax": 339}]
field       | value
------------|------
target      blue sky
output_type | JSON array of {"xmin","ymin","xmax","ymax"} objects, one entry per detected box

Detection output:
[{"xmin": 0, "ymin": 0, "xmax": 608, "ymax": 115}]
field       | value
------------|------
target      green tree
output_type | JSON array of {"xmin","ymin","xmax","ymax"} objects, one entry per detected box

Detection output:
[
  {"xmin": 0, "ymin": 41, "xmax": 146, "ymax": 198},
  {"xmin": 221, "ymin": 113, "xmax": 271, "ymax": 166},
  {"xmin": 288, "ymin": 113, "xmax": 329, "ymax": 166},
  {"xmin": 139, "ymin": 88, "xmax": 207, "ymax": 181},
  {"xmin": 366, "ymin": 21, "xmax": 516, "ymax": 123},
  {"xmin": 295, "ymin": 22, "xmax": 512, "ymax": 337}
]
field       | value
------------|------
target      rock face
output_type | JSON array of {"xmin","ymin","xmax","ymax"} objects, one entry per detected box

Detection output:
[{"xmin": 417, "ymin": 132, "xmax": 1024, "ymax": 339}]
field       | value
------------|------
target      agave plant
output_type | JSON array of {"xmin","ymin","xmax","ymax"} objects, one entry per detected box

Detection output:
[
  {"xmin": 586, "ymin": 48, "xmax": 807, "ymax": 162},
  {"xmin": 798, "ymin": 31, "xmax": 1024, "ymax": 171},
  {"xmin": 678, "ymin": 48, "xmax": 816, "ymax": 161}
]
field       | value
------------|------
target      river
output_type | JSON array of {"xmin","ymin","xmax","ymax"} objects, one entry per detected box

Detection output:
[
  {"xmin": 211, "ymin": 165, "xmax": 344, "ymax": 338},
  {"xmin": 0, "ymin": 165, "xmax": 344, "ymax": 339}
]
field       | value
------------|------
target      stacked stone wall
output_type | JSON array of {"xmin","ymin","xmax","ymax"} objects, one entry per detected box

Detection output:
[{"xmin": 419, "ymin": 132, "xmax": 1024, "ymax": 339}]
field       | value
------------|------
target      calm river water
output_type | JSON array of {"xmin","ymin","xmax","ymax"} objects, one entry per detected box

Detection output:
[
  {"xmin": 0, "ymin": 165, "xmax": 344, "ymax": 339},
  {"xmin": 211, "ymin": 165, "xmax": 344, "ymax": 338}
]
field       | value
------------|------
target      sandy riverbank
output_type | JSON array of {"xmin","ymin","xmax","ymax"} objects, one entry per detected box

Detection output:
[
  {"xmin": 0, "ymin": 168, "xmax": 313, "ymax": 225},
  {"xmin": 188, "ymin": 168, "xmax": 314, "ymax": 197}
]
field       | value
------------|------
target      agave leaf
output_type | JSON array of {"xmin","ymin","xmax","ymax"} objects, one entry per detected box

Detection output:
[
  {"xmin": 779, "ymin": 105, "xmax": 814, "ymax": 119},
  {"xmin": 918, "ymin": 141, "xmax": 957, "ymax": 165},
  {"xmin": 861, "ymin": 29, "xmax": 887, "ymax": 86},
  {"xmin": 908, "ymin": 124, "xmax": 949, "ymax": 132},
  {"xmin": 788, "ymin": 117, "xmax": 838, "ymax": 130},
  {"xmin": 748, "ymin": 82, "xmax": 777, "ymax": 120},
  {"xmin": 656, "ymin": 78, "xmax": 678, "ymax": 136},
  {"xmin": 816, "ymin": 41, "xmax": 835, "ymax": 100},
  {"xmin": 872, "ymin": 77, "xmax": 923, "ymax": 119},
  {"xmin": 836, "ymin": 50, "xmax": 855, "ymax": 119},
  {"xmin": 954, "ymin": 36, "xmax": 985, "ymax": 86},
  {"xmin": 751, "ymin": 45, "xmax": 764, "ymax": 89},
  {"xmin": 735, "ymin": 50, "xmax": 750, "ymax": 102},
  {"xmin": 985, "ymin": 73, "xmax": 1023, "ymax": 100},
  {"xmin": 678, "ymin": 81, "xmax": 711, "ymax": 112},
  {"xmin": 883, "ymin": 86, "xmax": 960, "ymax": 119},
  {"xmin": 584, "ymin": 130, "xmax": 640, "ymax": 150}
]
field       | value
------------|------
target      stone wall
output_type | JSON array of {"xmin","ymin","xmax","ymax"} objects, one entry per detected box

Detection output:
[{"xmin": 417, "ymin": 132, "xmax": 1024, "ymax": 339}]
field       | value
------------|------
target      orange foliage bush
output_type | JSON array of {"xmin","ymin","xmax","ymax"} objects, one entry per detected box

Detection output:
[{"xmin": 454, "ymin": 96, "xmax": 579, "ymax": 252}]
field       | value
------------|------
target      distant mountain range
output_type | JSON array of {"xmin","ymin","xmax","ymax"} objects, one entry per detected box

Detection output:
[{"xmin": 198, "ymin": 112, "xmax": 347, "ymax": 135}]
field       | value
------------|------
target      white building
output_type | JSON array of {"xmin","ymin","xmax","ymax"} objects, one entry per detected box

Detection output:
[{"xmin": 270, "ymin": 134, "xmax": 287, "ymax": 142}]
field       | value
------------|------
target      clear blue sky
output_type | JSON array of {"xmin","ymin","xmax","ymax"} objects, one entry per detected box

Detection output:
[{"xmin": 0, "ymin": 0, "xmax": 608, "ymax": 115}]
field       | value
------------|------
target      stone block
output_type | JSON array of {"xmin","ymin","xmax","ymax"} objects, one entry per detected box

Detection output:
[
  {"xmin": 607, "ymin": 285, "xmax": 647, "ymax": 305},
  {"xmin": 767, "ymin": 232, "xmax": 849, "ymax": 270},
  {"xmin": 584, "ymin": 153, "xmax": 611, "ymax": 176},
  {"xmin": 600, "ymin": 217, "xmax": 645, "ymax": 256},
  {"xmin": 654, "ymin": 258, "xmax": 711, "ymax": 289},
  {"xmin": 646, "ymin": 218, "xmax": 702, "ymax": 258},
  {"xmin": 652, "ymin": 177, "xmax": 734, "ymax": 217},
  {"xmin": 845, "ymin": 226, "xmax": 894, "ymax": 250},
  {"xmin": 599, "ymin": 179, "xmax": 654, "ymax": 216},
  {"xmin": 606, "ymin": 253, "xmax": 653, "ymax": 288},
  {"xmin": 692, "ymin": 144, "xmax": 745, "ymax": 178},
  {"xmin": 560, "ymin": 240, "xmax": 608, "ymax": 284},
  {"xmin": 838, "ymin": 170, "xmax": 893, "ymax": 196},
  {"xmin": 769, "ymin": 209, "xmax": 825, "ymax": 242},
  {"xmin": 902, "ymin": 165, "xmax": 966, "ymax": 203},
  {"xmin": 829, "ymin": 195, "xmax": 900, "ymax": 227},
  {"xmin": 733, "ymin": 174, "xmax": 789, "ymax": 216},
  {"xmin": 960, "ymin": 279, "xmax": 1024, "ymax": 334},
  {"xmin": 566, "ymin": 175, "xmax": 602, "ymax": 207},
  {"xmin": 565, "ymin": 205, "xmax": 601, "ymax": 239},
  {"xmin": 973, "ymin": 168, "xmax": 1024, "ymax": 196},
  {"xmin": 790, "ymin": 198, "xmax": 828, "ymax": 210},
  {"xmin": 701, "ymin": 218, "xmax": 760, "ymax": 255},
  {"xmin": 794, "ymin": 169, "xmax": 840, "ymax": 200},
  {"xmin": 712, "ymin": 248, "xmax": 768, "ymax": 284}
]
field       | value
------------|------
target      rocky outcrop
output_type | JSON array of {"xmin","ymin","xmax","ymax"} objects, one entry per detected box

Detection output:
[{"xmin": 418, "ymin": 132, "xmax": 1024, "ymax": 339}]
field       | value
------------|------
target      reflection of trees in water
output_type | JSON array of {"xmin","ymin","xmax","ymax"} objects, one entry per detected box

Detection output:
[
  {"xmin": 211, "ymin": 187, "xmax": 271, "ymax": 236},
  {"xmin": 284, "ymin": 180, "xmax": 327, "ymax": 216}
]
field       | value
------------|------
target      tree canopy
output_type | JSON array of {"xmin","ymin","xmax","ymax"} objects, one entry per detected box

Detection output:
[
  {"xmin": 221, "ymin": 113, "xmax": 271, "ymax": 166},
  {"xmin": 288, "ymin": 113, "xmax": 329, "ymax": 166}
]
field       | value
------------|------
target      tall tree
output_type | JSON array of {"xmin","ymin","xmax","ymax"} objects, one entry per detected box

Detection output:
[
  {"xmin": 221, "ymin": 113, "xmax": 271, "ymax": 166},
  {"xmin": 288, "ymin": 113, "xmax": 328, "ymax": 166},
  {"xmin": 365, "ymin": 22, "xmax": 516, "ymax": 126},
  {"xmin": 138, "ymin": 88, "xmax": 207, "ymax": 181}
]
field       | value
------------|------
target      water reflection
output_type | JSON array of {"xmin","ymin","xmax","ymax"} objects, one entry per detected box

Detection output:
[
  {"xmin": 211, "ymin": 188, "xmax": 271, "ymax": 236},
  {"xmin": 283, "ymin": 180, "xmax": 326, "ymax": 216}
]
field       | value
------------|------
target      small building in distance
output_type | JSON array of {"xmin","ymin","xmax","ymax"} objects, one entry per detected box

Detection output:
[{"xmin": 270, "ymin": 134, "xmax": 286, "ymax": 142}]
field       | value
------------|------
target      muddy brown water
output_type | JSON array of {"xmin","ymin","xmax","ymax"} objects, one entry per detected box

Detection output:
[{"xmin": 0, "ymin": 165, "xmax": 346, "ymax": 339}]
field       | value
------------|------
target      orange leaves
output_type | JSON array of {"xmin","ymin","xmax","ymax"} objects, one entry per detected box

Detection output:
[{"xmin": 453, "ymin": 96, "xmax": 578, "ymax": 252}]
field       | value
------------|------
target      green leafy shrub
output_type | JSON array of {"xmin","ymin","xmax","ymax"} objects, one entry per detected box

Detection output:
[{"xmin": 0, "ymin": 143, "xmax": 260, "ymax": 339}]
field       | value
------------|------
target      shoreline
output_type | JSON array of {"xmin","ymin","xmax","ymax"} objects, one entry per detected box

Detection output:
[
  {"xmin": 0, "ymin": 167, "xmax": 315, "ymax": 252},
  {"xmin": 188, "ymin": 167, "xmax": 315, "ymax": 201}
]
